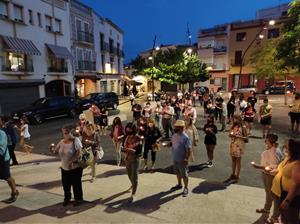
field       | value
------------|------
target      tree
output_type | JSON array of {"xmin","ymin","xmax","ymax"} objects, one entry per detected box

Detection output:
[
  {"xmin": 249, "ymin": 39, "xmax": 285, "ymax": 79},
  {"xmin": 276, "ymin": 0, "xmax": 300, "ymax": 71},
  {"xmin": 129, "ymin": 55, "xmax": 150, "ymax": 76}
]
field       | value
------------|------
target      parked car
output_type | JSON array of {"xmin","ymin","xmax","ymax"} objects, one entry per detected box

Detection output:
[
  {"xmin": 80, "ymin": 92, "xmax": 119, "ymax": 111},
  {"xmin": 195, "ymin": 86, "xmax": 209, "ymax": 95},
  {"xmin": 13, "ymin": 96, "xmax": 80, "ymax": 124},
  {"xmin": 263, "ymin": 80, "xmax": 296, "ymax": 95},
  {"xmin": 231, "ymin": 85, "xmax": 257, "ymax": 94}
]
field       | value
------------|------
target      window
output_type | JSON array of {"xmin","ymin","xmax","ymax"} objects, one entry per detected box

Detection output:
[
  {"xmin": 3, "ymin": 52, "xmax": 33, "ymax": 72},
  {"xmin": 28, "ymin": 10, "xmax": 33, "ymax": 25},
  {"xmin": 76, "ymin": 19, "xmax": 82, "ymax": 39},
  {"xmin": 13, "ymin": 4, "xmax": 23, "ymax": 22},
  {"xmin": 37, "ymin": 12, "xmax": 42, "ymax": 27},
  {"xmin": 85, "ymin": 50, "xmax": 92, "ymax": 62},
  {"xmin": 101, "ymin": 54, "xmax": 105, "ymax": 73},
  {"xmin": 54, "ymin": 18, "xmax": 61, "ymax": 33},
  {"xmin": 236, "ymin": 32, "xmax": 246, "ymax": 41},
  {"xmin": 76, "ymin": 48, "xmax": 83, "ymax": 69},
  {"xmin": 214, "ymin": 77, "xmax": 222, "ymax": 85},
  {"xmin": 117, "ymin": 58, "xmax": 121, "ymax": 73},
  {"xmin": 281, "ymin": 11, "xmax": 287, "ymax": 16},
  {"xmin": 109, "ymin": 38, "xmax": 114, "ymax": 53},
  {"xmin": 100, "ymin": 33, "xmax": 104, "ymax": 50},
  {"xmin": 83, "ymin": 22, "xmax": 89, "ymax": 33},
  {"xmin": 45, "ymin": 15, "xmax": 52, "ymax": 31},
  {"xmin": 110, "ymin": 56, "xmax": 114, "ymax": 72},
  {"xmin": 234, "ymin": 51, "xmax": 242, "ymax": 65},
  {"xmin": 0, "ymin": 2, "xmax": 8, "ymax": 18},
  {"xmin": 268, "ymin": 28, "xmax": 280, "ymax": 39}
]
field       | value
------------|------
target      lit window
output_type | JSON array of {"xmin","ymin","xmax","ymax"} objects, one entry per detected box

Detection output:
[{"xmin": 13, "ymin": 4, "xmax": 23, "ymax": 22}]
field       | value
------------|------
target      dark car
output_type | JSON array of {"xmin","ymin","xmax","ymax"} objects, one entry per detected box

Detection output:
[
  {"xmin": 13, "ymin": 96, "xmax": 80, "ymax": 124},
  {"xmin": 80, "ymin": 92, "xmax": 119, "ymax": 111},
  {"xmin": 264, "ymin": 81, "xmax": 296, "ymax": 95}
]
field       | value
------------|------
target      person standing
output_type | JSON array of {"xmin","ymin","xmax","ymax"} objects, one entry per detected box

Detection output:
[
  {"xmin": 0, "ymin": 124, "xmax": 19, "ymax": 203},
  {"xmin": 98, "ymin": 106, "xmax": 108, "ymax": 136},
  {"xmin": 259, "ymin": 98, "xmax": 273, "ymax": 138},
  {"xmin": 174, "ymin": 102, "xmax": 182, "ymax": 121},
  {"xmin": 121, "ymin": 122, "xmax": 142, "ymax": 202},
  {"xmin": 214, "ymin": 95, "xmax": 223, "ymax": 122},
  {"xmin": 184, "ymin": 118, "xmax": 199, "ymax": 163},
  {"xmin": 129, "ymin": 91, "xmax": 135, "ymax": 106},
  {"xmin": 288, "ymin": 93, "xmax": 300, "ymax": 133},
  {"xmin": 242, "ymin": 102, "xmax": 256, "ymax": 135},
  {"xmin": 168, "ymin": 120, "xmax": 191, "ymax": 197},
  {"xmin": 50, "ymin": 125, "xmax": 84, "ymax": 206},
  {"xmin": 142, "ymin": 102, "xmax": 152, "ymax": 122},
  {"xmin": 203, "ymin": 117, "xmax": 218, "ymax": 168},
  {"xmin": 131, "ymin": 101, "xmax": 142, "ymax": 123},
  {"xmin": 239, "ymin": 95, "xmax": 248, "ymax": 113},
  {"xmin": 110, "ymin": 117, "xmax": 124, "ymax": 166},
  {"xmin": 220, "ymin": 98, "xmax": 227, "ymax": 131},
  {"xmin": 16, "ymin": 116, "xmax": 33, "ymax": 153},
  {"xmin": 183, "ymin": 103, "xmax": 197, "ymax": 127},
  {"xmin": 162, "ymin": 102, "xmax": 175, "ymax": 139},
  {"xmin": 251, "ymin": 134, "xmax": 282, "ymax": 223},
  {"xmin": 89, "ymin": 104, "xmax": 101, "ymax": 129},
  {"xmin": 224, "ymin": 115, "xmax": 248, "ymax": 183},
  {"xmin": 0, "ymin": 116, "xmax": 18, "ymax": 165},
  {"xmin": 247, "ymin": 91, "xmax": 258, "ymax": 108},
  {"xmin": 227, "ymin": 96, "xmax": 236, "ymax": 124},
  {"xmin": 82, "ymin": 124, "xmax": 101, "ymax": 182},
  {"xmin": 143, "ymin": 119, "xmax": 162, "ymax": 171},
  {"xmin": 154, "ymin": 102, "xmax": 163, "ymax": 130}
]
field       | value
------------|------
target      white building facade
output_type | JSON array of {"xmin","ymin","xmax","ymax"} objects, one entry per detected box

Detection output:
[{"xmin": 0, "ymin": 0, "xmax": 73, "ymax": 114}]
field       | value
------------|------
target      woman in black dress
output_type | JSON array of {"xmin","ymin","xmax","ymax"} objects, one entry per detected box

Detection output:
[
  {"xmin": 203, "ymin": 116, "xmax": 218, "ymax": 168},
  {"xmin": 99, "ymin": 106, "xmax": 108, "ymax": 136},
  {"xmin": 227, "ymin": 96, "xmax": 236, "ymax": 124}
]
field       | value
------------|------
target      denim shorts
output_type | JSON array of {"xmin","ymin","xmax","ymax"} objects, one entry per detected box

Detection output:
[{"xmin": 173, "ymin": 162, "xmax": 188, "ymax": 178}]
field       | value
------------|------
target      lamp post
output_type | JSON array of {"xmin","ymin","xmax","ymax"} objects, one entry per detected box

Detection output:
[
  {"xmin": 237, "ymin": 19, "xmax": 275, "ymax": 92},
  {"xmin": 149, "ymin": 35, "xmax": 160, "ymax": 101}
]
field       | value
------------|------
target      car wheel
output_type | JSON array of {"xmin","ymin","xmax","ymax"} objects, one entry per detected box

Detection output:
[
  {"xmin": 265, "ymin": 90, "xmax": 269, "ymax": 95},
  {"xmin": 69, "ymin": 109, "xmax": 77, "ymax": 118},
  {"xmin": 33, "ymin": 114, "xmax": 43, "ymax": 124},
  {"xmin": 112, "ymin": 103, "xmax": 118, "ymax": 110}
]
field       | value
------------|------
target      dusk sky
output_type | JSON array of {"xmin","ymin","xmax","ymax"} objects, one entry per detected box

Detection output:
[{"xmin": 82, "ymin": 0, "xmax": 290, "ymax": 63}]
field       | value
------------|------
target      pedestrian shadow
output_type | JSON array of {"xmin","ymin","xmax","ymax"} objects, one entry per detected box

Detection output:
[
  {"xmin": 103, "ymin": 188, "xmax": 182, "ymax": 215},
  {"xmin": 192, "ymin": 180, "xmax": 227, "ymax": 194},
  {"xmin": 252, "ymin": 214, "xmax": 268, "ymax": 224},
  {"xmin": 26, "ymin": 179, "xmax": 62, "ymax": 190},
  {"xmin": 153, "ymin": 165, "xmax": 174, "ymax": 174},
  {"xmin": 95, "ymin": 168, "xmax": 126, "ymax": 179},
  {"xmin": 249, "ymin": 135, "xmax": 263, "ymax": 140},
  {"xmin": 11, "ymin": 157, "xmax": 60, "ymax": 167},
  {"xmin": 0, "ymin": 199, "xmax": 101, "ymax": 222}
]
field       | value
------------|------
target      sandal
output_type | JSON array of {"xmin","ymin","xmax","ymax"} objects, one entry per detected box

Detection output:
[
  {"xmin": 256, "ymin": 208, "xmax": 269, "ymax": 213},
  {"xmin": 265, "ymin": 217, "xmax": 279, "ymax": 224}
]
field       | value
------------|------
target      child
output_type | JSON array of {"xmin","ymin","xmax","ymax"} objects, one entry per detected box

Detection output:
[
  {"xmin": 251, "ymin": 133, "xmax": 282, "ymax": 224},
  {"xmin": 203, "ymin": 116, "xmax": 218, "ymax": 167},
  {"xmin": 16, "ymin": 116, "xmax": 33, "ymax": 153}
]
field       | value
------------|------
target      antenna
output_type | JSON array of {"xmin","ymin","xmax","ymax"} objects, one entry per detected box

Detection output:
[{"xmin": 187, "ymin": 22, "xmax": 192, "ymax": 46}]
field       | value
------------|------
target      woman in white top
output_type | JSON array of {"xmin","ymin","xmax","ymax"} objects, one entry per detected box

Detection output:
[
  {"xmin": 50, "ymin": 125, "xmax": 84, "ymax": 207},
  {"xmin": 154, "ymin": 103, "xmax": 163, "ymax": 130},
  {"xmin": 16, "ymin": 117, "xmax": 33, "ymax": 153},
  {"xmin": 184, "ymin": 118, "xmax": 199, "ymax": 162},
  {"xmin": 251, "ymin": 134, "xmax": 282, "ymax": 223}
]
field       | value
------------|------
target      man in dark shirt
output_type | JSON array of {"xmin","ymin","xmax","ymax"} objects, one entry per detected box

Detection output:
[
  {"xmin": 247, "ymin": 91, "xmax": 258, "ymax": 108},
  {"xmin": 131, "ymin": 101, "xmax": 142, "ymax": 122},
  {"xmin": 0, "ymin": 116, "xmax": 18, "ymax": 165}
]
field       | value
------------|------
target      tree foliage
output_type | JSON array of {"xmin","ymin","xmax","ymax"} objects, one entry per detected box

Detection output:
[
  {"xmin": 249, "ymin": 39, "xmax": 286, "ymax": 79},
  {"xmin": 130, "ymin": 48, "xmax": 209, "ymax": 85},
  {"xmin": 276, "ymin": 0, "xmax": 300, "ymax": 71}
]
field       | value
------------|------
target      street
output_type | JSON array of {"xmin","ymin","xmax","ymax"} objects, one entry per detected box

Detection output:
[{"xmin": 23, "ymin": 95, "xmax": 299, "ymax": 189}]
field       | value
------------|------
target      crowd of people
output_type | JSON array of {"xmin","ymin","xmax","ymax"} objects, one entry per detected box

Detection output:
[{"xmin": 0, "ymin": 89, "xmax": 299, "ymax": 223}]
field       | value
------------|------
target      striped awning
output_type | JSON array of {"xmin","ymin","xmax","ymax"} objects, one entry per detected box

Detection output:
[
  {"xmin": 1, "ymin": 36, "xmax": 41, "ymax": 55},
  {"xmin": 46, "ymin": 44, "xmax": 72, "ymax": 59}
]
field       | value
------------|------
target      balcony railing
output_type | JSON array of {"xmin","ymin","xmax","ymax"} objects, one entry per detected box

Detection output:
[
  {"xmin": 77, "ymin": 31, "xmax": 94, "ymax": 44},
  {"xmin": 48, "ymin": 66, "xmax": 68, "ymax": 73},
  {"xmin": 213, "ymin": 46, "xmax": 227, "ymax": 53},
  {"xmin": 2, "ymin": 64, "xmax": 34, "ymax": 72},
  {"xmin": 77, "ymin": 61, "xmax": 96, "ymax": 71}
]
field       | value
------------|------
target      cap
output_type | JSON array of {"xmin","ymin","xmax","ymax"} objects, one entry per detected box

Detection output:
[{"xmin": 174, "ymin": 120, "xmax": 185, "ymax": 127}]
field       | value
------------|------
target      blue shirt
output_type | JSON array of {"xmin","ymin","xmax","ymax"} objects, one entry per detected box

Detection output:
[
  {"xmin": 0, "ymin": 130, "xmax": 10, "ymax": 162},
  {"xmin": 171, "ymin": 132, "xmax": 192, "ymax": 162}
]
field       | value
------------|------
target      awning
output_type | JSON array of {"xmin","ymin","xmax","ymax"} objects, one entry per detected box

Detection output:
[
  {"xmin": 1, "ymin": 36, "xmax": 41, "ymax": 55},
  {"xmin": 46, "ymin": 44, "xmax": 72, "ymax": 59}
]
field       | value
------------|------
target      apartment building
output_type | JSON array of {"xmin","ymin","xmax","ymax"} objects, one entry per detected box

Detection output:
[
  {"xmin": 0, "ymin": 0, "xmax": 72, "ymax": 114},
  {"xmin": 70, "ymin": 0, "xmax": 125, "ymax": 97},
  {"xmin": 198, "ymin": 24, "xmax": 230, "ymax": 92}
]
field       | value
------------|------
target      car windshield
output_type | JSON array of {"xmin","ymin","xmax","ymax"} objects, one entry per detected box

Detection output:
[
  {"xmin": 32, "ymin": 98, "xmax": 47, "ymax": 106},
  {"xmin": 275, "ymin": 81, "xmax": 292, "ymax": 86}
]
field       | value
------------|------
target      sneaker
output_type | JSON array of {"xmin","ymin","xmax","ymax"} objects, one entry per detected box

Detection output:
[
  {"xmin": 63, "ymin": 199, "xmax": 71, "ymax": 207},
  {"xmin": 4, "ymin": 190, "xmax": 19, "ymax": 204},
  {"xmin": 207, "ymin": 161, "xmax": 214, "ymax": 168},
  {"xmin": 182, "ymin": 188, "xmax": 189, "ymax": 197},
  {"xmin": 170, "ymin": 184, "xmax": 183, "ymax": 191},
  {"xmin": 129, "ymin": 194, "xmax": 136, "ymax": 203}
]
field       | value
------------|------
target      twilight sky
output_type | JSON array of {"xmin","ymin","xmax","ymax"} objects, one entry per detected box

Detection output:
[{"xmin": 82, "ymin": 0, "xmax": 290, "ymax": 63}]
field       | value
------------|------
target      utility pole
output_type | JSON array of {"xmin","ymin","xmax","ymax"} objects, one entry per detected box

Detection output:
[{"xmin": 151, "ymin": 35, "xmax": 157, "ymax": 101}]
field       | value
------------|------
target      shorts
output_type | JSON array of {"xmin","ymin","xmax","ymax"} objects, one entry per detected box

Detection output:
[
  {"xmin": 260, "ymin": 116, "xmax": 272, "ymax": 125},
  {"xmin": 244, "ymin": 117, "xmax": 254, "ymax": 123},
  {"xmin": 0, "ymin": 160, "xmax": 11, "ymax": 180},
  {"xmin": 173, "ymin": 162, "xmax": 188, "ymax": 179},
  {"xmin": 289, "ymin": 112, "xmax": 300, "ymax": 124}
]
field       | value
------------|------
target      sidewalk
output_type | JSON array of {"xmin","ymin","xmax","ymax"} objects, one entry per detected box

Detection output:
[{"xmin": 0, "ymin": 152, "xmax": 267, "ymax": 224}]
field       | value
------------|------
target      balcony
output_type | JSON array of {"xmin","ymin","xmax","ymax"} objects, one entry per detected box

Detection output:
[
  {"xmin": 2, "ymin": 63, "xmax": 34, "ymax": 73},
  {"xmin": 77, "ymin": 61, "xmax": 96, "ymax": 71},
  {"xmin": 213, "ymin": 46, "xmax": 227, "ymax": 53},
  {"xmin": 212, "ymin": 63, "xmax": 227, "ymax": 71},
  {"xmin": 76, "ymin": 31, "xmax": 94, "ymax": 44},
  {"xmin": 48, "ymin": 66, "xmax": 68, "ymax": 73}
]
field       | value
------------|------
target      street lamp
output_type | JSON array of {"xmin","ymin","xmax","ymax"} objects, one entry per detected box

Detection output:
[
  {"xmin": 149, "ymin": 45, "xmax": 160, "ymax": 101},
  {"xmin": 237, "ymin": 19, "xmax": 275, "ymax": 92},
  {"xmin": 187, "ymin": 48, "xmax": 193, "ymax": 55}
]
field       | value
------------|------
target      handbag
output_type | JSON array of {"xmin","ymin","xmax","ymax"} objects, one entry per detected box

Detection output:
[
  {"xmin": 151, "ymin": 143, "xmax": 160, "ymax": 152},
  {"xmin": 77, "ymin": 146, "xmax": 94, "ymax": 169},
  {"xmin": 280, "ymin": 176, "xmax": 300, "ymax": 208}
]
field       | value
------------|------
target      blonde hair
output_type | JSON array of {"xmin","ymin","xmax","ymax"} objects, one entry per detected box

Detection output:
[
  {"xmin": 79, "ymin": 113, "xmax": 86, "ymax": 120},
  {"xmin": 86, "ymin": 123, "xmax": 96, "ymax": 132}
]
